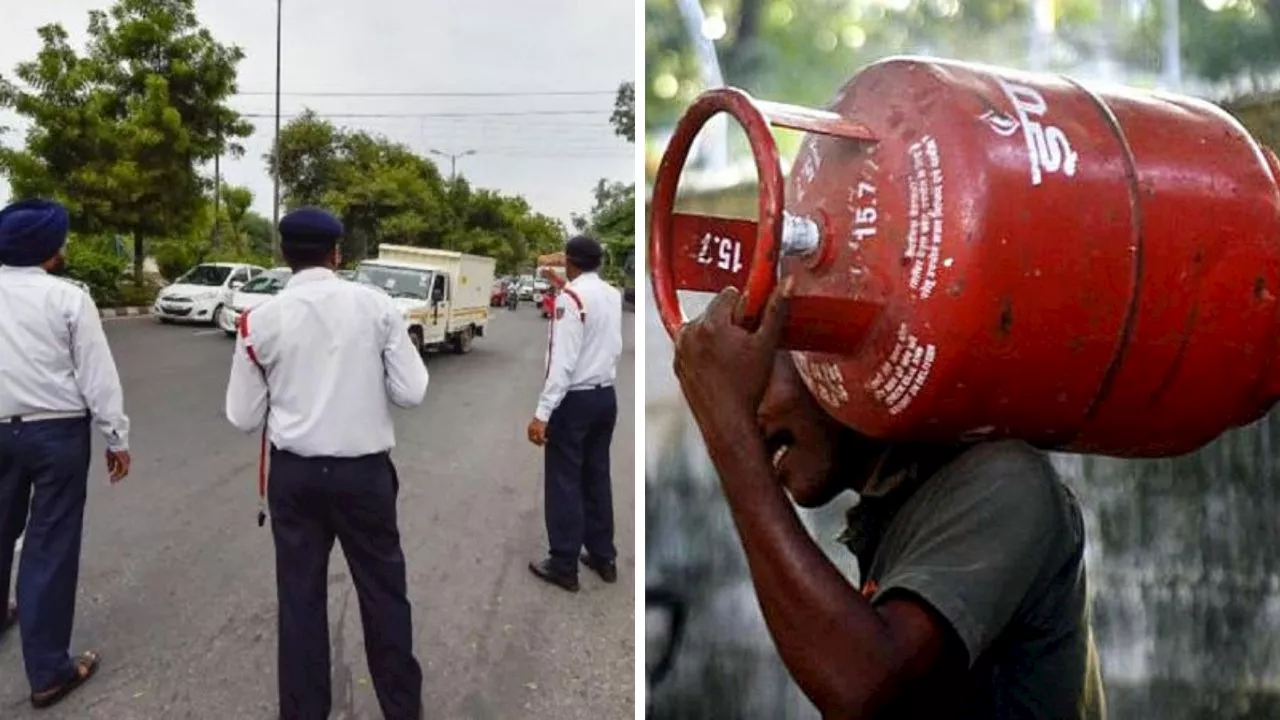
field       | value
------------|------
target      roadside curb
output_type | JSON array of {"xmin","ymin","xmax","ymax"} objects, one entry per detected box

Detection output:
[{"xmin": 100, "ymin": 307, "xmax": 152, "ymax": 319}]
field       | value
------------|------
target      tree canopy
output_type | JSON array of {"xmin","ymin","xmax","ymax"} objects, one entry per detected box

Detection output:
[
  {"xmin": 578, "ymin": 81, "xmax": 637, "ymax": 283},
  {"xmin": 645, "ymin": 0, "xmax": 1280, "ymax": 132},
  {"xmin": 268, "ymin": 110, "xmax": 566, "ymax": 275},
  {"xmin": 0, "ymin": 0, "xmax": 252, "ymax": 277}
]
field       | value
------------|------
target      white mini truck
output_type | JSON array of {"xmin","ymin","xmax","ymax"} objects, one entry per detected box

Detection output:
[{"xmin": 354, "ymin": 245, "xmax": 496, "ymax": 359}]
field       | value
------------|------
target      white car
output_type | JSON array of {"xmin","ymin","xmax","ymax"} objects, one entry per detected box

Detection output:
[
  {"xmin": 152, "ymin": 262, "xmax": 266, "ymax": 326},
  {"xmin": 219, "ymin": 268, "xmax": 293, "ymax": 337}
]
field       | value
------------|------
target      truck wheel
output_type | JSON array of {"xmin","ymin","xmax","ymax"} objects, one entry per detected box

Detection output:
[
  {"xmin": 409, "ymin": 327, "xmax": 427, "ymax": 362},
  {"xmin": 453, "ymin": 326, "xmax": 474, "ymax": 354}
]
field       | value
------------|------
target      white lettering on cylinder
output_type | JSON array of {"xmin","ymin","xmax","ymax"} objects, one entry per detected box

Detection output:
[{"xmin": 995, "ymin": 78, "xmax": 1078, "ymax": 186}]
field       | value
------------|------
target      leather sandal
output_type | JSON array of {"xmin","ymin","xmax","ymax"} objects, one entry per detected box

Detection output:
[{"xmin": 30, "ymin": 650, "xmax": 100, "ymax": 710}]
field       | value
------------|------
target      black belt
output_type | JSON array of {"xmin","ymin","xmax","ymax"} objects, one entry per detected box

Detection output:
[{"xmin": 0, "ymin": 410, "xmax": 88, "ymax": 424}]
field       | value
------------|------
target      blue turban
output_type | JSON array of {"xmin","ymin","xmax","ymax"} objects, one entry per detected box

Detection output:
[
  {"xmin": 279, "ymin": 207, "xmax": 343, "ymax": 250},
  {"xmin": 0, "ymin": 199, "xmax": 70, "ymax": 267}
]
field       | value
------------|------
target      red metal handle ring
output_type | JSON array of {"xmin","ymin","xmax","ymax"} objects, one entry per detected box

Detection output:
[{"xmin": 650, "ymin": 88, "xmax": 784, "ymax": 339}]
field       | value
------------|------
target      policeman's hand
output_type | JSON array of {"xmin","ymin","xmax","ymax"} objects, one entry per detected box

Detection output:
[
  {"xmin": 674, "ymin": 279, "xmax": 792, "ymax": 426},
  {"xmin": 527, "ymin": 418, "xmax": 549, "ymax": 446},
  {"xmin": 105, "ymin": 449, "xmax": 131, "ymax": 484}
]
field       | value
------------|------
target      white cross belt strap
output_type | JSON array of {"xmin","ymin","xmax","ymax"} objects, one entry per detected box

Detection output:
[{"xmin": 0, "ymin": 410, "xmax": 88, "ymax": 424}]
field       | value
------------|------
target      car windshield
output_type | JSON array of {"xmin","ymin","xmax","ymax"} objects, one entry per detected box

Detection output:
[
  {"xmin": 355, "ymin": 264, "xmax": 432, "ymax": 300},
  {"xmin": 177, "ymin": 265, "xmax": 233, "ymax": 287},
  {"xmin": 240, "ymin": 271, "xmax": 290, "ymax": 294}
]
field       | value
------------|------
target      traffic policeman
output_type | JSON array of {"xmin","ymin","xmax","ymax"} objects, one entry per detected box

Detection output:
[
  {"xmin": 526, "ymin": 235, "xmax": 624, "ymax": 592},
  {"xmin": 225, "ymin": 207, "xmax": 429, "ymax": 719},
  {"xmin": 0, "ymin": 199, "xmax": 130, "ymax": 709}
]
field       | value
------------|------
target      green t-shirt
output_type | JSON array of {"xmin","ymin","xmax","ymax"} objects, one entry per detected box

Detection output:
[{"xmin": 850, "ymin": 440, "xmax": 1107, "ymax": 719}]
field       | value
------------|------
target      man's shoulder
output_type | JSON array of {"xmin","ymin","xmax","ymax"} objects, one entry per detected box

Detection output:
[
  {"xmin": 941, "ymin": 440, "xmax": 1064, "ymax": 506},
  {"xmin": 22, "ymin": 274, "xmax": 93, "ymax": 314},
  {"xmin": 898, "ymin": 440, "xmax": 1080, "ymax": 558}
]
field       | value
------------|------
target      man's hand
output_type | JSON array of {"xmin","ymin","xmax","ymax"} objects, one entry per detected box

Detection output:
[
  {"xmin": 673, "ymin": 279, "xmax": 792, "ymax": 435},
  {"xmin": 105, "ymin": 449, "xmax": 130, "ymax": 484},
  {"xmin": 527, "ymin": 418, "xmax": 548, "ymax": 446}
]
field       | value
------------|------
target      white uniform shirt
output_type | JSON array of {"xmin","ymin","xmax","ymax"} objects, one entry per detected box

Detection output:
[
  {"xmin": 0, "ymin": 265, "xmax": 130, "ymax": 449},
  {"xmin": 225, "ymin": 267, "xmax": 429, "ymax": 457},
  {"xmin": 535, "ymin": 271, "xmax": 623, "ymax": 422}
]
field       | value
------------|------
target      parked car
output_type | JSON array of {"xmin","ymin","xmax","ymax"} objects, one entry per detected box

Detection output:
[
  {"xmin": 490, "ymin": 280, "xmax": 510, "ymax": 307},
  {"xmin": 219, "ymin": 268, "xmax": 292, "ymax": 337},
  {"xmin": 531, "ymin": 278, "xmax": 552, "ymax": 305},
  {"xmin": 514, "ymin": 275, "xmax": 536, "ymax": 301},
  {"xmin": 152, "ymin": 262, "xmax": 267, "ymax": 326}
]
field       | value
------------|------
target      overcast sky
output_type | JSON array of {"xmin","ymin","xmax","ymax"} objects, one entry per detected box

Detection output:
[{"xmin": 0, "ymin": 0, "xmax": 635, "ymax": 229}]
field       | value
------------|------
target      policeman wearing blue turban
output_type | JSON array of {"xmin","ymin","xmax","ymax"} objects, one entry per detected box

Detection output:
[
  {"xmin": 0, "ymin": 198, "xmax": 70, "ymax": 268},
  {"xmin": 225, "ymin": 206, "xmax": 428, "ymax": 719},
  {"xmin": 0, "ymin": 199, "xmax": 131, "ymax": 709}
]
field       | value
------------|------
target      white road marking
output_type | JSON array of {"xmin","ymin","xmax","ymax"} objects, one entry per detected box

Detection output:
[
  {"xmin": 14, "ymin": 533, "xmax": 21, "ymax": 555},
  {"xmin": 191, "ymin": 329, "xmax": 223, "ymax": 337},
  {"xmin": 101, "ymin": 314, "xmax": 153, "ymax": 322}
]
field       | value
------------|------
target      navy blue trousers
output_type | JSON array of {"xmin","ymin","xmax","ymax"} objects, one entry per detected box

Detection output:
[
  {"xmin": 0, "ymin": 416, "xmax": 91, "ymax": 692},
  {"xmin": 545, "ymin": 386, "xmax": 618, "ymax": 574},
  {"xmin": 268, "ymin": 448, "xmax": 423, "ymax": 720}
]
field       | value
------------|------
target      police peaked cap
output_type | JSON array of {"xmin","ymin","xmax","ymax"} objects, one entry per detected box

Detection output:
[
  {"xmin": 0, "ymin": 199, "xmax": 70, "ymax": 267},
  {"xmin": 565, "ymin": 235, "xmax": 604, "ymax": 269},
  {"xmin": 279, "ymin": 207, "xmax": 344, "ymax": 250}
]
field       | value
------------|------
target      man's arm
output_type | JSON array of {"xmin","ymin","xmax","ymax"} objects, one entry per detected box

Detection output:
[
  {"xmin": 69, "ymin": 291, "xmax": 130, "ymax": 450},
  {"xmin": 699, "ymin": 413, "xmax": 966, "ymax": 719},
  {"xmin": 382, "ymin": 304, "xmax": 429, "ymax": 408},
  {"xmin": 534, "ymin": 293, "xmax": 585, "ymax": 422},
  {"xmin": 225, "ymin": 327, "xmax": 269, "ymax": 432}
]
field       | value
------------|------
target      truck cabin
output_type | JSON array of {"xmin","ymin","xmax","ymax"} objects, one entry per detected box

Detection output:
[{"xmin": 354, "ymin": 262, "xmax": 450, "ymax": 304}]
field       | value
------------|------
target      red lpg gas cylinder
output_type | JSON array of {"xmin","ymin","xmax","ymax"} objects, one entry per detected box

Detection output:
[{"xmin": 650, "ymin": 56, "xmax": 1280, "ymax": 458}]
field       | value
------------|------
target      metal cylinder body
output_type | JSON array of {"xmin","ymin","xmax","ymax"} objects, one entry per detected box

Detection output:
[{"xmin": 780, "ymin": 57, "xmax": 1280, "ymax": 456}]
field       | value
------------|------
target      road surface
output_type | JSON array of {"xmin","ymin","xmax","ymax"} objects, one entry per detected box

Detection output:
[{"xmin": 0, "ymin": 304, "xmax": 636, "ymax": 719}]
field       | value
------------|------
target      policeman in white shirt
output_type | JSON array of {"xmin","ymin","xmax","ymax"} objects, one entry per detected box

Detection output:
[
  {"xmin": 225, "ymin": 207, "xmax": 428, "ymax": 720},
  {"xmin": 0, "ymin": 199, "xmax": 129, "ymax": 710},
  {"xmin": 526, "ymin": 235, "xmax": 624, "ymax": 592}
]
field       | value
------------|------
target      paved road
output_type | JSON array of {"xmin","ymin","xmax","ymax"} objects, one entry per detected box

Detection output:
[{"xmin": 0, "ymin": 304, "xmax": 636, "ymax": 719}]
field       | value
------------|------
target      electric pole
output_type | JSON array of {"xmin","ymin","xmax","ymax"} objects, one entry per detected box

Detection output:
[
  {"xmin": 272, "ymin": 0, "xmax": 284, "ymax": 261},
  {"xmin": 213, "ymin": 120, "xmax": 221, "ymax": 251}
]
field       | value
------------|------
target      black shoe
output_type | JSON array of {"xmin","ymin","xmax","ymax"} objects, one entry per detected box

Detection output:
[
  {"xmin": 529, "ymin": 559, "xmax": 579, "ymax": 592},
  {"xmin": 580, "ymin": 554, "xmax": 618, "ymax": 584}
]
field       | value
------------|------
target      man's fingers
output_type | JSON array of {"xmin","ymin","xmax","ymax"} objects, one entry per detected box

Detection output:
[
  {"xmin": 703, "ymin": 287, "xmax": 742, "ymax": 326},
  {"xmin": 755, "ymin": 276, "xmax": 794, "ymax": 349}
]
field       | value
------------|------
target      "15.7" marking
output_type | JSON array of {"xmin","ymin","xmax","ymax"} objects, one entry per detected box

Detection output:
[
  {"xmin": 696, "ymin": 233, "xmax": 745, "ymax": 273},
  {"xmin": 851, "ymin": 181, "xmax": 877, "ymax": 242}
]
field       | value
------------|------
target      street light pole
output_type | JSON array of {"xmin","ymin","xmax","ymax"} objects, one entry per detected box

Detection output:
[
  {"xmin": 271, "ymin": 0, "xmax": 283, "ymax": 262},
  {"xmin": 429, "ymin": 148, "xmax": 477, "ymax": 181}
]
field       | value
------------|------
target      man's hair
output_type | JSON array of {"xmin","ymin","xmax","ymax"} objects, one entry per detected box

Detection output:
[{"xmin": 282, "ymin": 243, "xmax": 334, "ymax": 271}]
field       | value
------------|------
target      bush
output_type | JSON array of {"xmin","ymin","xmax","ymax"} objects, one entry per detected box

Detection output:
[
  {"xmin": 152, "ymin": 240, "xmax": 202, "ymax": 282},
  {"xmin": 117, "ymin": 279, "xmax": 160, "ymax": 308},
  {"xmin": 64, "ymin": 235, "xmax": 127, "ymax": 307}
]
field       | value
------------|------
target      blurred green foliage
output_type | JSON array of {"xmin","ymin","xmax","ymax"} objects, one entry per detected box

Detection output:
[{"xmin": 646, "ymin": 0, "xmax": 1280, "ymax": 135}]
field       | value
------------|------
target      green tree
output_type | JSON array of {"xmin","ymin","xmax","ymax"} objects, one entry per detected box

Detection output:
[
  {"xmin": 644, "ymin": 0, "xmax": 1141, "ymax": 131},
  {"xmin": 214, "ymin": 183, "xmax": 254, "ymax": 250},
  {"xmin": 612, "ymin": 81, "xmax": 636, "ymax": 142},
  {"xmin": 0, "ymin": 0, "xmax": 251, "ymax": 278},
  {"xmin": 270, "ymin": 113, "xmax": 567, "ymax": 275},
  {"xmin": 1124, "ymin": 0, "xmax": 1280, "ymax": 84}
]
